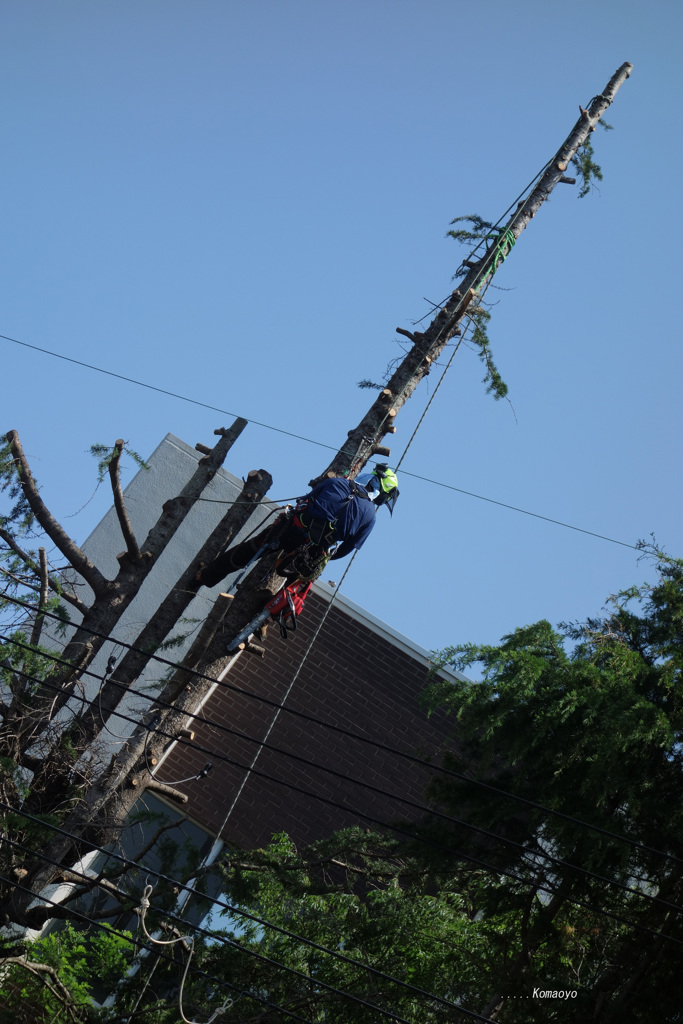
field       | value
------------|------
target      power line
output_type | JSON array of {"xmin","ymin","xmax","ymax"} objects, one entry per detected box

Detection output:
[
  {"xmin": 5, "ymin": 771, "xmax": 683, "ymax": 978},
  {"xmin": 2, "ymin": 590, "xmax": 678, "ymax": 869},
  {"xmin": 0, "ymin": 825, "xmax": 495, "ymax": 1024},
  {"xmin": 4, "ymin": 635, "xmax": 683, "ymax": 922},
  {"xmin": 5, "ymin": 656, "xmax": 683, "ymax": 951},
  {"xmin": 0, "ymin": 331, "xmax": 640, "ymax": 551},
  {"xmin": 0, "ymin": 332, "xmax": 338, "ymax": 456},
  {"xmin": 0, "ymin": 869, "xmax": 313, "ymax": 1024},
  {"xmin": 402, "ymin": 469, "xmax": 640, "ymax": 550}
]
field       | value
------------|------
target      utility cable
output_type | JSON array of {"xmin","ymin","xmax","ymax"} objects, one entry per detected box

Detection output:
[
  {"xmin": 1, "ymin": 591, "xmax": 677, "ymax": 868},
  {"xmin": 0, "ymin": 332, "xmax": 338, "ymax": 456},
  {"xmin": 208, "ymin": 551, "xmax": 359, "ymax": 845},
  {"xmin": 4, "ymin": 636, "xmax": 682, "ymax": 921},
  {"xmin": 4, "ymin": 782, "xmax": 683, "ymax": 986},
  {"xmin": 401, "ymin": 468, "xmax": 640, "ymax": 550},
  {"xmin": 0, "ymin": 333, "xmax": 641, "ymax": 551},
  {"xmin": 3, "ymin": 667, "xmax": 683, "ymax": 950},
  {"xmin": 0, "ymin": 869, "xmax": 315, "ymax": 1024},
  {"xmin": 0, "ymin": 829, "xmax": 495, "ymax": 1024},
  {"xmin": 137, "ymin": 883, "xmax": 232, "ymax": 1024}
]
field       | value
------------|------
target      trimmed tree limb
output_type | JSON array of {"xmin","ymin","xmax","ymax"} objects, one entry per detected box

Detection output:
[
  {"xmin": 109, "ymin": 439, "xmax": 141, "ymax": 561},
  {"xmin": 315, "ymin": 62, "xmax": 633, "ymax": 482},
  {"xmin": 144, "ymin": 780, "xmax": 189, "ymax": 804},
  {"xmin": 140, "ymin": 417, "xmax": 248, "ymax": 562},
  {"xmin": 6, "ymin": 430, "xmax": 109, "ymax": 596}
]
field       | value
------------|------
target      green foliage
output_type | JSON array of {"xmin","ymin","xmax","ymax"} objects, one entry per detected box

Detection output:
[
  {"xmin": 447, "ymin": 214, "xmax": 497, "ymax": 245},
  {"xmin": 470, "ymin": 308, "xmax": 508, "ymax": 401},
  {"xmin": 123, "ymin": 547, "xmax": 683, "ymax": 1023},
  {"xmin": 421, "ymin": 547, "xmax": 683, "ymax": 1020},
  {"xmin": 571, "ymin": 119, "xmax": 613, "ymax": 198},
  {"xmin": 446, "ymin": 217, "xmax": 510, "ymax": 403},
  {"xmin": 0, "ymin": 434, "xmax": 35, "ymax": 536},
  {"xmin": 0, "ymin": 924, "xmax": 133, "ymax": 1022},
  {"xmin": 89, "ymin": 442, "xmax": 149, "ymax": 483}
]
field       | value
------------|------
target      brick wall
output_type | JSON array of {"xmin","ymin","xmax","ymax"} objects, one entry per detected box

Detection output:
[{"xmin": 161, "ymin": 589, "xmax": 460, "ymax": 851}]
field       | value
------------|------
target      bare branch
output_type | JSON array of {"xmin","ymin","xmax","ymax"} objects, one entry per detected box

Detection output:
[
  {"xmin": 101, "ymin": 818, "xmax": 189, "ymax": 881},
  {"xmin": 29, "ymin": 548, "xmax": 49, "ymax": 646},
  {"xmin": 141, "ymin": 417, "xmax": 248, "ymax": 561},
  {"xmin": 0, "ymin": 531, "xmax": 87, "ymax": 614},
  {"xmin": 109, "ymin": 439, "xmax": 141, "ymax": 561},
  {"xmin": 0, "ymin": 956, "xmax": 85, "ymax": 1022},
  {"xmin": 144, "ymin": 779, "xmax": 189, "ymax": 804},
  {"xmin": 5, "ymin": 431, "xmax": 109, "ymax": 596}
]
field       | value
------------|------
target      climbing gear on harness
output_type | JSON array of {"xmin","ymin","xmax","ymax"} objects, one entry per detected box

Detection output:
[
  {"xmin": 226, "ymin": 581, "xmax": 313, "ymax": 651},
  {"xmin": 275, "ymin": 542, "xmax": 332, "ymax": 583},
  {"xmin": 356, "ymin": 464, "xmax": 400, "ymax": 514}
]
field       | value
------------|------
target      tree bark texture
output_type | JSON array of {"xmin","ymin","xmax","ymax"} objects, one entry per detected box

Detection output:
[
  {"xmin": 5, "ymin": 421, "xmax": 248, "ymax": 755},
  {"xmin": 315, "ymin": 63, "xmax": 633, "ymax": 483}
]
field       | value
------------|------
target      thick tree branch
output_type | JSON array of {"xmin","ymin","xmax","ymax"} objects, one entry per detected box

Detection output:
[
  {"xmin": 143, "ymin": 779, "xmax": 189, "ymax": 803},
  {"xmin": 109, "ymin": 439, "xmax": 141, "ymax": 561},
  {"xmin": 140, "ymin": 418, "xmax": 248, "ymax": 562},
  {"xmin": 6, "ymin": 430, "xmax": 109, "ymax": 596}
]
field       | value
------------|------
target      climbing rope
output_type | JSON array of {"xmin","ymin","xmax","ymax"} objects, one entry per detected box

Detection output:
[{"xmin": 138, "ymin": 883, "xmax": 233, "ymax": 1024}]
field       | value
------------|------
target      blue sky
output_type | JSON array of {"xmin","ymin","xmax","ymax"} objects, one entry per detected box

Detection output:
[{"xmin": 1, "ymin": 1, "xmax": 681, "ymax": 655}]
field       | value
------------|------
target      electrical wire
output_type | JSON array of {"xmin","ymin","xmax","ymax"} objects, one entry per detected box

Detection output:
[
  {"xmin": 0, "ymin": 332, "xmax": 641, "ymax": 551},
  {"xmin": 4, "ymin": 659, "xmax": 683, "ymax": 952},
  {"xmin": 2, "ymin": 591, "xmax": 678, "ymax": 869},
  {"xmin": 0, "ymin": 332, "xmax": 339, "ymax": 456},
  {"xmin": 400, "ymin": 468, "xmax": 640, "ymax": 551},
  {"xmin": 0, "ymin": 869, "xmax": 315, "ymax": 1024},
  {"xmin": 0, "ymin": 828, "xmax": 496, "ymax": 1024},
  {"xmin": 4, "ymin": 635, "xmax": 682, "ymax": 921}
]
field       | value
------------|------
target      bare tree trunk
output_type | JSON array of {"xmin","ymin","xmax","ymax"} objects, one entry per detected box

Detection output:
[
  {"xmin": 25, "ymin": 469, "xmax": 273, "ymax": 810},
  {"xmin": 316, "ymin": 62, "xmax": 633, "ymax": 483},
  {"xmin": 4, "ymin": 421, "xmax": 248, "ymax": 764},
  {"xmin": 5, "ymin": 471, "xmax": 273, "ymax": 923}
]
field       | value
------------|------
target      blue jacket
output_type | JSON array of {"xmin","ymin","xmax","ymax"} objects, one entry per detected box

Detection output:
[{"xmin": 304, "ymin": 478, "xmax": 376, "ymax": 558}]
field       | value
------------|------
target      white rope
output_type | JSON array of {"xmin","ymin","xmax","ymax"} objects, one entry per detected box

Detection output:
[{"xmin": 138, "ymin": 884, "xmax": 233, "ymax": 1023}]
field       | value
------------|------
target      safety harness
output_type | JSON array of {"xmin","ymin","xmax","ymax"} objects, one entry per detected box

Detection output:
[{"xmin": 274, "ymin": 481, "xmax": 371, "ymax": 583}]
